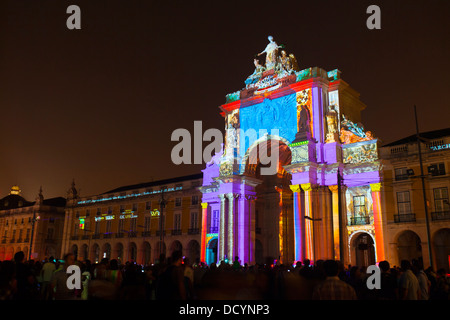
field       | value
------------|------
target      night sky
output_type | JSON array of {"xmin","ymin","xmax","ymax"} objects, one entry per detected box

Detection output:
[{"xmin": 0, "ymin": 0, "xmax": 449, "ymax": 200}]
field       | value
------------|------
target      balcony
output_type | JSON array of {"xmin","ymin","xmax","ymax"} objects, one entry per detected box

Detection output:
[
  {"xmin": 394, "ymin": 213, "xmax": 416, "ymax": 223},
  {"xmin": 155, "ymin": 230, "xmax": 166, "ymax": 237},
  {"xmin": 188, "ymin": 228, "xmax": 199, "ymax": 235},
  {"xmin": 92, "ymin": 234, "xmax": 101, "ymax": 239},
  {"xmin": 431, "ymin": 211, "xmax": 450, "ymax": 221},
  {"xmin": 115, "ymin": 233, "xmax": 124, "ymax": 238},
  {"xmin": 141, "ymin": 231, "xmax": 152, "ymax": 237},
  {"xmin": 70, "ymin": 235, "xmax": 79, "ymax": 240},
  {"xmin": 171, "ymin": 229, "xmax": 182, "ymax": 236},
  {"xmin": 128, "ymin": 231, "xmax": 138, "ymax": 238},
  {"xmin": 103, "ymin": 233, "xmax": 112, "ymax": 239},
  {"xmin": 208, "ymin": 227, "xmax": 218, "ymax": 234},
  {"xmin": 348, "ymin": 216, "xmax": 371, "ymax": 226}
]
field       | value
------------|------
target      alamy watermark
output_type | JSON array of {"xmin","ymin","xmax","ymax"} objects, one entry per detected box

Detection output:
[{"xmin": 170, "ymin": 121, "xmax": 280, "ymax": 176}]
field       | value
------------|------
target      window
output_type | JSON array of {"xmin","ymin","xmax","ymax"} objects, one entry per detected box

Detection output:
[
  {"xmin": 95, "ymin": 221, "xmax": 100, "ymax": 234},
  {"xmin": 96, "ymin": 208, "xmax": 101, "ymax": 215},
  {"xmin": 144, "ymin": 216, "xmax": 151, "ymax": 232},
  {"xmin": 397, "ymin": 191, "xmax": 411, "ymax": 214},
  {"xmin": 429, "ymin": 163, "xmax": 446, "ymax": 176},
  {"xmin": 130, "ymin": 218, "xmax": 137, "ymax": 232},
  {"xmin": 118, "ymin": 219, "xmax": 124, "ymax": 233},
  {"xmin": 108, "ymin": 206, "xmax": 113, "ymax": 214},
  {"xmin": 434, "ymin": 187, "xmax": 449, "ymax": 212},
  {"xmin": 394, "ymin": 167, "xmax": 409, "ymax": 181},
  {"xmin": 175, "ymin": 198, "xmax": 182, "ymax": 207},
  {"xmin": 132, "ymin": 203, "xmax": 138, "ymax": 211},
  {"xmin": 25, "ymin": 229, "xmax": 30, "ymax": 240},
  {"xmin": 190, "ymin": 212, "xmax": 198, "ymax": 229},
  {"xmin": 211, "ymin": 210, "xmax": 220, "ymax": 231},
  {"xmin": 191, "ymin": 195, "xmax": 199, "ymax": 205},
  {"xmin": 47, "ymin": 228, "xmax": 54, "ymax": 240},
  {"xmin": 120, "ymin": 205, "xmax": 125, "ymax": 213},
  {"xmin": 353, "ymin": 195, "xmax": 367, "ymax": 216},
  {"xmin": 145, "ymin": 201, "xmax": 151, "ymax": 210},
  {"xmin": 106, "ymin": 220, "xmax": 112, "ymax": 234},
  {"xmin": 174, "ymin": 213, "xmax": 181, "ymax": 231}
]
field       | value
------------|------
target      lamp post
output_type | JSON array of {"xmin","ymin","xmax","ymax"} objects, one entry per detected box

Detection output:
[
  {"xmin": 414, "ymin": 105, "xmax": 433, "ymax": 270},
  {"xmin": 28, "ymin": 209, "xmax": 40, "ymax": 261},
  {"xmin": 159, "ymin": 189, "xmax": 167, "ymax": 260}
]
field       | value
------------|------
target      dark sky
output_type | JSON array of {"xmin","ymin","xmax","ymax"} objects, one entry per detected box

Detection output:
[{"xmin": 0, "ymin": 0, "xmax": 449, "ymax": 200}]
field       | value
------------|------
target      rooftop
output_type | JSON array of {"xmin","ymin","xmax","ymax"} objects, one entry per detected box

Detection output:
[{"xmin": 382, "ymin": 127, "xmax": 450, "ymax": 147}]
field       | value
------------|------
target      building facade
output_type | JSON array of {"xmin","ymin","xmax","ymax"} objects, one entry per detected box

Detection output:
[
  {"xmin": 61, "ymin": 174, "xmax": 203, "ymax": 265},
  {"xmin": 200, "ymin": 37, "xmax": 386, "ymax": 268},
  {"xmin": 380, "ymin": 128, "xmax": 450, "ymax": 271},
  {"xmin": 0, "ymin": 186, "xmax": 66, "ymax": 261}
]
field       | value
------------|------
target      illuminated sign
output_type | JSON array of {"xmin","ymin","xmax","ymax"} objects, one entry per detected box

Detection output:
[
  {"xmin": 430, "ymin": 143, "xmax": 450, "ymax": 151},
  {"xmin": 79, "ymin": 218, "xmax": 85, "ymax": 230},
  {"xmin": 151, "ymin": 209, "xmax": 160, "ymax": 218},
  {"xmin": 120, "ymin": 210, "xmax": 137, "ymax": 219},
  {"xmin": 76, "ymin": 186, "xmax": 183, "ymax": 205},
  {"xmin": 95, "ymin": 215, "xmax": 115, "ymax": 222}
]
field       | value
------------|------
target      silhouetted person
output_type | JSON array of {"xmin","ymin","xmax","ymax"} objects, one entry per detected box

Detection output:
[
  {"xmin": 312, "ymin": 260, "xmax": 357, "ymax": 300},
  {"xmin": 156, "ymin": 250, "xmax": 186, "ymax": 300},
  {"xmin": 13, "ymin": 251, "xmax": 36, "ymax": 300},
  {"xmin": 399, "ymin": 260, "xmax": 420, "ymax": 300},
  {"xmin": 378, "ymin": 260, "xmax": 397, "ymax": 300}
]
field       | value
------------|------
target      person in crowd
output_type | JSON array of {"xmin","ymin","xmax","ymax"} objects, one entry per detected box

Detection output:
[
  {"xmin": 50, "ymin": 253, "xmax": 77, "ymax": 300},
  {"xmin": 399, "ymin": 260, "xmax": 420, "ymax": 300},
  {"xmin": 155, "ymin": 250, "xmax": 186, "ymax": 300},
  {"xmin": 412, "ymin": 259, "xmax": 430, "ymax": 300},
  {"xmin": 40, "ymin": 256, "xmax": 56, "ymax": 300},
  {"xmin": 378, "ymin": 260, "xmax": 398, "ymax": 300},
  {"xmin": 312, "ymin": 260, "xmax": 357, "ymax": 300}
]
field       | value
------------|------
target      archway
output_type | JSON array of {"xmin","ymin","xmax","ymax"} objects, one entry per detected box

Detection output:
[
  {"xmin": 142, "ymin": 241, "xmax": 151, "ymax": 265},
  {"xmin": 244, "ymin": 138, "xmax": 293, "ymax": 264},
  {"xmin": 397, "ymin": 230, "xmax": 422, "ymax": 263},
  {"xmin": 170, "ymin": 240, "xmax": 183, "ymax": 257},
  {"xmin": 129, "ymin": 242, "xmax": 137, "ymax": 262},
  {"xmin": 187, "ymin": 240, "xmax": 200, "ymax": 265},
  {"xmin": 115, "ymin": 242, "xmax": 124, "ymax": 263},
  {"xmin": 351, "ymin": 232, "xmax": 376, "ymax": 267},
  {"xmin": 433, "ymin": 228, "xmax": 450, "ymax": 272},
  {"xmin": 81, "ymin": 244, "xmax": 89, "ymax": 261},
  {"xmin": 91, "ymin": 243, "xmax": 100, "ymax": 263},
  {"xmin": 102, "ymin": 243, "xmax": 111, "ymax": 260},
  {"xmin": 206, "ymin": 238, "xmax": 218, "ymax": 266}
]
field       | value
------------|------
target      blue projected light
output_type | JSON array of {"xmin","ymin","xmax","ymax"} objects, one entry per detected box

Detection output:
[
  {"xmin": 77, "ymin": 187, "xmax": 183, "ymax": 205},
  {"xmin": 239, "ymin": 93, "xmax": 297, "ymax": 158}
]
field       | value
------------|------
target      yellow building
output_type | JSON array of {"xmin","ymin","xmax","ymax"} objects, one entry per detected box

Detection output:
[
  {"xmin": 0, "ymin": 186, "xmax": 66, "ymax": 261},
  {"xmin": 380, "ymin": 128, "xmax": 450, "ymax": 271},
  {"xmin": 61, "ymin": 174, "xmax": 203, "ymax": 265}
]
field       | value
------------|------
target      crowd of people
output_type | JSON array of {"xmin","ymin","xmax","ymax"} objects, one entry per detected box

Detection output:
[{"xmin": 0, "ymin": 250, "xmax": 448, "ymax": 300}]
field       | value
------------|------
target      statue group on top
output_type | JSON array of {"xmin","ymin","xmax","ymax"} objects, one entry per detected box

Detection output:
[{"xmin": 245, "ymin": 36, "xmax": 299, "ymax": 88}]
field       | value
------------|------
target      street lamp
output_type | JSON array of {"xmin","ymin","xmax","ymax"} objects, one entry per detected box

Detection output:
[
  {"xmin": 159, "ymin": 189, "xmax": 167, "ymax": 261},
  {"xmin": 28, "ymin": 210, "xmax": 40, "ymax": 260}
]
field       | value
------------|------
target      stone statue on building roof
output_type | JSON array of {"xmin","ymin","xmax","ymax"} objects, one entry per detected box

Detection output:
[{"xmin": 258, "ymin": 35, "xmax": 283, "ymax": 70}]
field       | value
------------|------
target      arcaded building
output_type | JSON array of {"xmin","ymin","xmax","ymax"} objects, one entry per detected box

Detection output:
[
  {"xmin": 61, "ymin": 174, "xmax": 203, "ymax": 265},
  {"xmin": 380, "ymin": 128, "xmax": 450, "ymax": 271}
]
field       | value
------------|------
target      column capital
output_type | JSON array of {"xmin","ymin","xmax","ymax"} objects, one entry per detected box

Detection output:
[
  {"xmin": 370, "ymin": 183, "xmax": 382, "ymax": 192},
  {"xmin": 301, "ymin": 183, "xmax": 318, "ymax": 192},
  {"xmin": 201, "ymin": 202, "xmax": 208, "ymax": 209},
  {"xmin": 328, "ymin": 185, "xmax": 339, "ymax": 192},
  {"xmin": 289, "ymin": 184, "xmax": 301, "ymax": 193},
  {"xmin": 226, "ymin": 192, "xmax": 239, "ymax": 199}
]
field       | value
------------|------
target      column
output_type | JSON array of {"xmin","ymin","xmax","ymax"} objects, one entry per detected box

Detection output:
[
  {"xmin": 301, "ymin": 183, "xmax": 315, "ymax": 261},
  {"xmin": 371, "ymin": 183, "xmax": 386, "ymax": 263},
  {"xmin": 238, "ymin": 195, "xmax": 247, "ymax": 264},
  {"xmin": 226, "ymin": 193, "xmax": 235, "ymax": 261},
  {"xmin": 329, "ymin": 185, "xmax": 341, "ymax": 261},
  {"xmin": 200, "ymin": 202, "xmax": 208, "ymax": 263},
  {"xmin": 218, "ymin": 194, "xmax": 226, "ymax": 262},
  {"xmin": 249, "ymin": 195, "xmax": 256, "ymax": 265},
  {"xmin": 290, "ymin": 184, "xmax": 304, "ymax": 262}
]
